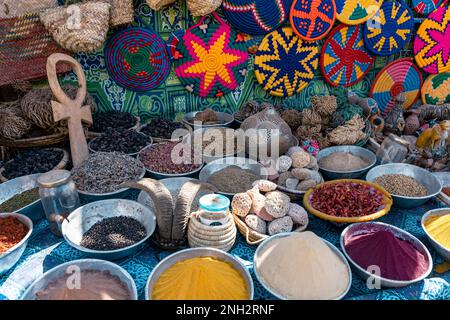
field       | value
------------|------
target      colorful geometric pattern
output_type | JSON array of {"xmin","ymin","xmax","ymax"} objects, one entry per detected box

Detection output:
[
  {"xmin": 335, "ymin": 0, "xmax": 384, "ymax": 25},
  {"xmin": 321, "ymin": 24, "xmax": 375, "ymax": 87},
  {"xmin": 370, "ymin": 58, "xmax": 423, "ymax": 116},
  {"xmin": 221, "ymin": 0, "xmax": 293, "ymax": 36},
  {"xmin": 421, "ymin": 73, "xmax": 450, "ymax": 104},
  {"xmin": 166, "ymin": 30, "xmax": 185, "ymax": 61},
  {"xmin": 363, "ymin": 0, "xmax": 414, "ymax": 56},
  {"xmin": 174, "ymin": 15, "xmax": 249, "ymax": 98},
  {"xmin": 414, "ymin": 5, "xmax": 450, "ymax": 74},
  {"xmin": 289, "ymin": 0, "xmax": 336, "ymax": 41},
  {"xmin": 254, "ymin": 27, "xmax": 319, "ymax": 97},
  {"xmin": 104, "ymin": 28, "xmax": 171, "ymax": 92},
  {"xmin": 412, "ymin": 0, "xmax": 445, "ymax": 15}
]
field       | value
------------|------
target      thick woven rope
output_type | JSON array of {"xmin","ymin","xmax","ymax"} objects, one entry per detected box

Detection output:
[
  {"xmin": 221, "ymin": 0, "xmax": 293, "ymax": 36},
  {"xmin": 414, "ymin": 5, "xmax": 450, "ymax": 74},
  {"xmin": 321, "ymin": 24, "xmax": 374, "ymax": 87},
  {"xmin": 173, "ymin": 16, "xmax": 249, "ymax": 98},
  {"xmin": 289, "ymin": 0, "xmax": 336, "ymax": 41},
  {"xmin": 421, "ymin": 73, "xmax": 450, "ymax": 104},
  {"xmin": 335, "ymin": 0, "xmax": 383, "ymax": 25},
  {"xmin": 412, "ymin": 0, "xmax": 445, "ymax": 15},
  {"xmin": 370, "ymin": 58, "xmax": 423, "ymax": 116},
  {"xmin": 104, "ymin": 27, "xmax": 171, "ymax": 92},
  {"xmin": 254, "ymin": 27, "xmax": 319, "ymax": 97},
  {"xmin": 363, "ymin": 0, "xmax": 414, "ymax": 56}
]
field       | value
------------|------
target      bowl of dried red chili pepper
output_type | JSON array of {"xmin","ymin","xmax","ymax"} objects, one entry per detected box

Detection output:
[{"xmin": 303, "ymin": 179, "xmax": 393, "ymax": 224}]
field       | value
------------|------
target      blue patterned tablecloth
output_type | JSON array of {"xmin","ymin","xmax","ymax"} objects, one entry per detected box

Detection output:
[{"xmin": 1, "ymin": 196, "xmax": 449, "ymax": 301}]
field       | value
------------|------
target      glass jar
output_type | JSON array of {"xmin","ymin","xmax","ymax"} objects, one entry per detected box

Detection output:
[
  {"xmin": 37, "ymin": 170, "xmax": 80, "ymax": 236},
  {"xmin": 198, "ymin": 194, "xmax": 230, "ymax": 226}
]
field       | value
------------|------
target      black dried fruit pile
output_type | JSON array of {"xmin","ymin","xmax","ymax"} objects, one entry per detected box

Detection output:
[
  {"xmin": 91, "ymin": 111, "xmax": 137, "ymax": 133},
  {"xmin": 90, "ymin": 128, "xmax": 150, "ymax": 154},
  {"xmin": 3, "ymin": 149, "xmax": 64, "ymax": 180},
  {"xmin": 140, "ymin": 118, "xmax": 184, "ymax": 140}
]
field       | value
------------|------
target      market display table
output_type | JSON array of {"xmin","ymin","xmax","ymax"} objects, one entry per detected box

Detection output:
[{"xmin": 1, "ymin": 194, "xmax": 449, "ymax": 300}]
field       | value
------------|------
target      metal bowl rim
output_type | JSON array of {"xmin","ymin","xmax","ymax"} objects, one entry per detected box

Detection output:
[
  {"xmin": 88, "ymin": 133, "xmax": 153, "ymax": 157},
  {"xmin": 0, "ymin": 213, "xmax": 33, "ymax": 259},
  {"xmin": 421, "ymin": 208, "xmax": 450, "ymax": 257},
  {"xmin": 183, "ymin": 111, "xmax": 234, "ymax": 128},
  {"xmin": 0, "ymin": 173, "xmax": 42, "ymax": 212},
  {"xmin": 316, "ymin": 146, "xmax": 377, "ymax": 174}
]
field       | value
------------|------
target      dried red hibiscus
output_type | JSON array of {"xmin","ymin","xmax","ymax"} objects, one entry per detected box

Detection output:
[{"xmin": 310, "ymin": 182, "xmax": 386, "ymax": 217}]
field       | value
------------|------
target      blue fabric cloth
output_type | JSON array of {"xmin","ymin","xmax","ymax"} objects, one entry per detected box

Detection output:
[{"xmin": 1, "ymin": 195, "xmax": 449, "ymax": 300}]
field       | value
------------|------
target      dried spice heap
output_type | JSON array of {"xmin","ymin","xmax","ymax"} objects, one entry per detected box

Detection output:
[
  {"xmin": 0, "ymin": 216, "xmax": 29, "ymax": 254},
  {"xmin": 235, "ymin": 101, "xmax": 284, "ymax": 122},
  {"xmin": 90, "ymin": 128, "xmax": 150, "ymax": 154},
  {"xmin": 207, "ymin": 166, "xmax": 261, "ymax": 194},
  {"xmin": 91, "ymin": 111, "xmax": 137, "ymax": 133},
  {"xmin": 374, "ymin": 174, "xmax": 428, "ymax": 197},
  {"xmin": 318, "ymin": 152, "xmax": 370, "ymax": 171},
  {"xmin": 0, "ymin": 188, "xmax": 40, "ymax": 212},
  {"xmin": 140, "ymin": 118, "xmax": 184, "ymax": 140}
]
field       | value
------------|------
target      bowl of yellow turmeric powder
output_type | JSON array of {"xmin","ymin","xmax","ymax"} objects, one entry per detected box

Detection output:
[
  {"xmin": 145, "ymin": 247, "xmax": 254, "ymax": 300},
  {"xmin": 421, "ymin": 208, "xmax": 450, "ymax": 262}
]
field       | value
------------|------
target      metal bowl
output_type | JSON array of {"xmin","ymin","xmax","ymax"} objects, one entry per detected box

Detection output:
[
  {"xmin": 433, "ymin": 172, "xmax": 450, "ymax": 205},
  {"xmin": 62, "ymin": 199, "xmax": 156, "ymax": 261},
  {"xmin": 366, "ymin": 163, "xmax": 442, "ymax": 208},
  {"xmin": 254, "ymin": 232, "xmax": 352, "ymax": 300},
  {"xmin": 340, "ymin": 222, "xmax": 433, "ymax": 288},
  {"xmin": 199, "ymin": 157, "xmax": 268, "ymax": 197},
  {"xmin": 183, "ymin": 111, "xmax": 234, "ymax": 129},
  {"xmin": 88, "ymin": 132, "xmax": 153, "ymax": 157},
  {"xmin": 21, "ymin": 259, "xmax": 138, "ymax": 300},
  {"xmin": 0, "ymin": 173, "xmax": 44, "ymax": 222},
  {"xmin": 316, "ymin": 145, "xmax": 377, "ymax": 180},
  {"xmin": 421, "ymin": 208, "xmax": 450, "ymax": 262},
  {"xmin": 0, "ymin": 213, "xmax": 33, "ymax": 275},
  {"xmin": 145, "ymin": 247, "xmax": 254, "ymax": 300}
]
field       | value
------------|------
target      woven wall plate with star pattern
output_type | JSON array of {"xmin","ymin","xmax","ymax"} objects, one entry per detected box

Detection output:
[
  {"xmin": 321, "ymin": 24, "xmax": 374, "ymax": 87},
  {"xmin": 173, "ymin": 13, "xmax": 249, "ymax": 98},
  {"xmin": 335, "ymin": 0, "xmax": 383, "ymax": 25},
  {"xmin": 414, "ymin": 5, "xmax": 450, "ymax": 74},
  {"xmin": 104, "ymin": 27, "xmax": 171, "ymax": 92},
  {"xmin": 254, "ymin": 27, "xmax": 319, "ymax": 97},
  {"xmin": 421, "ymin": 73, "xmax": 450, "ymax": 104},
  {"xmin": 363, "ymin": 0, "xmax": 414, "ymax": 56}
]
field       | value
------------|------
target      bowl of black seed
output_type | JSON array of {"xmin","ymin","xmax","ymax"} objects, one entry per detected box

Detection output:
[
  {"xmin": 62, "ymin": 199, "xmax": 156, "ymax": 260},
  {"xmin": 89, "ymin": 111, "xmax": 139, "ymax": 137},
  {"xmin": 88, "ymin": 128, "xmax": 152, "ymax": 156},
  {"xmin": 138, "ymin": 118, "xmax": 191, "ymax": 143}
]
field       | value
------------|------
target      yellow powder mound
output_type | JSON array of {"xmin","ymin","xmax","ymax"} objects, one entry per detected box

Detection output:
[
  {"xmin": 256, "ymin": 231, "xmax": 350, "ymax": 300},
  {"xmin": 425, "ymin": 214, "xmax": 450, "ymax": 250},
  {"xmin": 152, "ymin": 256, "xmax": 249, "ymax": 300}
]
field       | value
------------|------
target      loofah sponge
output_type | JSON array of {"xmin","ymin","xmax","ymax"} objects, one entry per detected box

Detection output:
[
  {"xmin": 268, "ymin": 216, "xmax": 293, "ymax": 235},
  {"xmin": 287, "ymin": 146, "xmax": 304, "ymax": 156},
  {"xmin": 291, "ymin": 168, "xmax": 313, "ymax": 180},
  {"xmin": 245, "ymin": 214, "xmax": 267, "ymax": 234},
  {"xmin": 277, "ymin": 171, "xmax": 294, "ymax": 187},
  {"xmin": 252, "ymin": 180, "xmax": 278, "ymax": 193},
  {"xmin": 265, "ymin": 191, "xmax": 290, "ymax": 218},
  {"xmin": 231, "ymin": 193, "xmax": 252, "ymax": 218},
  {"xmin": 247, "ymin": 186, "xmax": 274, "ymax": 222},
  {"xmin": 291, "ymin": 150, "xmax": 311, "ymax": 168},
  {"xmin": 287, "ymin": 203, "xmax": 309, "ymax": 227},
  {"xmin": 306, "ymin": 155, "xmax": 318, "ymax": 169},
  {"xmin": 297, "ymin": 179, "xmax": 317, "ymax": 192},
  {"xmin": 276, "ymin": 155, "xmax": 292, "ymax": 173}
]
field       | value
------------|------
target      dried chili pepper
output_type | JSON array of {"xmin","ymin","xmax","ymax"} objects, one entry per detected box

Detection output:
[{"xmin": 0, "ymin": 216, "xmax": 29, "ymax": 254}]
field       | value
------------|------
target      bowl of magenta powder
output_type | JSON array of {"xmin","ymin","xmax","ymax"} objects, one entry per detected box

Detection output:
[{"xmin": 340, "ymin": 222, "xmax": 433, "ymax": 288}]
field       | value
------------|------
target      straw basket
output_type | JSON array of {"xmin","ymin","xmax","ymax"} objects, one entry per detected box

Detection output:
[
  {"xmin": 39, "ymin": 1, "xmax": 111, "ymax": 53},
  {"xmin": 232, "ymin": 212, "xmax": 268, "ymax": 246},
  {"xmin": 108, "ymin": 0, "xmax": 134, "ymax": 27},
  {"xmin": 0, "ymin": 0, "xmax": 57, "ymax": 19},
  {"xmin": 146, "ymin": 0, "xmax": 176, "ymax": 11},
  {"xmin": 0, "ymin": 148, "xmax": 70, "ymax": 182},
  {"xmin": 187, "ymin": 0, "xmax": 222, "ymax": 17},
  {"xmin": 188, "ymin": 211, "xmax": 237, "ymax": 252}
]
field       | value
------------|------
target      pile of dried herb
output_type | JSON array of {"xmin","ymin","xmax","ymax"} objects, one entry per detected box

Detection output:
[
  {"xmin": 0, "ymin": 188, "xmax": 40, "ymax": 212},
  {"xmin": 140, "ymin": 118, "xmax": 185, "ymax": 140},
  {"xmin": 90, "ymin": 128, "xmax": 150, "ymax": 154},
  {"xmin": 91, "ymin": 111, "xmax": 137, "ymax": 133}
]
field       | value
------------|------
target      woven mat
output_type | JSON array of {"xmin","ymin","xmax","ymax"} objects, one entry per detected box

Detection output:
[
  {"xmin": 370, "ymin": 58, "xmax": 423, "ymax": 116},
  {"xmin": 414, "ymin": 5, "xmax": 450, "ymax": 74},
  {"xmin": 363, "ymin": 0, "xmax": 414, "ymax": 57},
  {"xmin": 412, "ymin": 0, "xmax": 446, "ymax": 15},
  {"xmin": 421, "ymin": 73, "xmax": 450, "ymax": 104},
  {"xmin": 104, "ymin": 27, "xmax": 171, "ymax": 92},
  {"xmin": 0, "ymin": 190, "xmax": 449, "ymax": 300},
  {"xmin": 321, "ymin": 24, "xmax": 374, "ymax": 87},
  {"xmin": 335, "ymin": 0, "xmax": 383, "ymax": 25},
  {"xmin": 289, "ymin": 0, "xmax": 336, "ymax": 41},
  {"xmin": 221, "ymin": 0, "xmax": 292, "ymax": 36}
]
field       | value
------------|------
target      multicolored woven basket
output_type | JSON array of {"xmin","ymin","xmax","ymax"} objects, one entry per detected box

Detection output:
[
  {"xmin": 254, "ymin": 27, "xmax": 319, "ymax": 97},
  {"xmin": 421, "ymin": 73, "xmax": 450, "ymax": 104},
  {"xmin": 370, "ymin": 58, "xmax": 423, "ymax": 116},
  {"xmin": 289, "ymin": 0, "xmax": 336, "ymax": 41},
  {"xmin": 414, "ymin": 5, "xmax": 450, "ymax": 74},
  {"xmin": 335, "ymin": 0, "xmax": 383, "ymax": 25},
  {"xmin": 104, "ymin": 27, "xmax": 171, "ymax": 92},
  {"xmin": 166, "ymin": 30, "xmax": 185, "ymax": 61},
  {"xmin": 321, "ymin": 24, "xmax": 374, "ymax": 87},
  {"xmin": 363, "ymin": 0, "xmax": 414, "ymax": 56},
  {"xmin": 412, "ymin": 0, "xmax": 445, "ymax": 15},
  {"xmin": 221, "ymin": 0, "xmax": 292, "ymax": 36},
  {"xmin": 173, "ymin": 13, "xmax": 249, "ymax": 98}
]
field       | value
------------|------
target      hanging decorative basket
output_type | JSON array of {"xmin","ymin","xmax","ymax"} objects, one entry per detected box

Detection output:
[
  {"xmin": 146, "ymin": 0, "xmax": 176, "ymax": 11},
  {"xmin": 221, "ymin": 0, "xmax": 292, "ymax": 36},
  {"xmin": 108, "ymin": 0, "xmax": 134, "ymax": 27},
  {"xmin": 363, "ymin": 0, "xmax": 414, "ymax": 56},
  {"xmin": 0, "ymin": 0, "xmax": 57, "ymax": 18},
  {"xmin": 414, "ymin": 5, "xmax": 450, "ymax": 74},
  {"xmin": 104, "ymin": 27, "xmax": 171, "ymax": 92},
  {"xmin": 335, "ymin": 0, "xmax": 383, "ymax": 25},
  {"xmin": 412, "ymin": 0, "xmax": 445, "ymax": 15},
  {"xmin": 254, "ymin": 27, "xmax": 319, "ymax": 97},
  {"xmin": 289, "ymin": 0, "xmax": 336, "ymax": 41},
  {"xmin": 370, "ymin": 58, "xmax": 423, "ymax": 116},
  {"xmin": 173, "ymin": 12, "xmax": 249, "ymax": 98},
  {"xmin": 166, "ymin": 29, "xmax": 185, "ymax": 61},
  {"xmin": 421, "ymin": 73, "xmax": 450, "ymax": 105},
  {"xmin": 321, "ymin": 24, "xmax": 374, "ymax": 87},
  {"xmin": 188, "ymin": 0, "xmax": 222, "ymax": 17}
]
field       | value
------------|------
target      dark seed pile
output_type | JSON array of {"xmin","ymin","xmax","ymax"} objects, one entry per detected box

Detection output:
[
  {"xmin": 140, "ymin": 118, "xmax": 184, "ymax": 140},
  {"xmin": 3, "ymin": 149, "xmax": 64, "ymax": 180},
  {"xmin": 90, "ymin": 128, "xmax": 150, "ymax": 154},
  {"xmin": 91, "ymin": 111, "xmax": 137, "ymax": 133},
  {"xmin": 80, "ymin": 216, "xmax": 147, "ymax": 251},
  {"xmin": 0, "ymin": 188, "xmax": 40, "ymax": 212}
]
